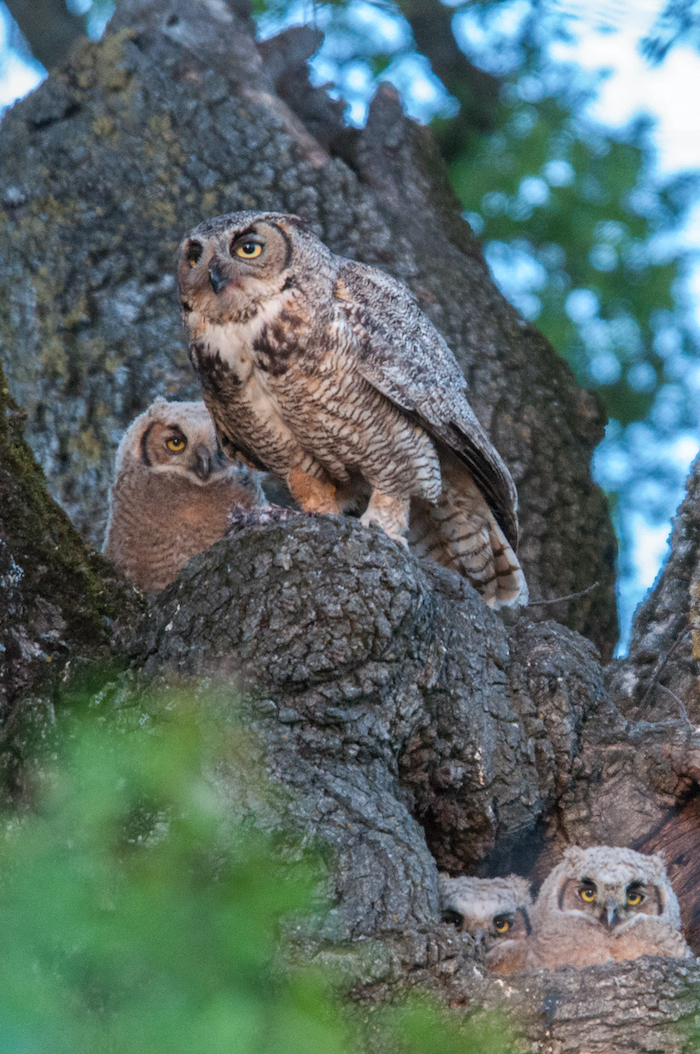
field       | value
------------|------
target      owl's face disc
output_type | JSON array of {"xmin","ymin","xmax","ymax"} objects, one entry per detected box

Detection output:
[
  {"xmin": 117, "ymin": 400, "xmax": 231, "ymax": 485},
  {"xmin": 554, "ymin": 848, "xmax": 672, "ymax": 929},
  {"xmin": 177, "ymin": 211, "xmax": 303, "ymax": 327}
]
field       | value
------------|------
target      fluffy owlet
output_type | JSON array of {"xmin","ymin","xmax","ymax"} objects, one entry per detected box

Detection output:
[
  {"xmin": 526, "ymin": 845, "xmax": 693, "ymax": 970},
  {"xmin": 439, "ymin": 873, "xmax": 533, "ymax": 975},
  {"xmin": 103, "ymin": 399, "xmax": 264, "ymax": 593},
  {"xmin": 176, "ymin": 212, "xmax": 528, "ymax": 608}
]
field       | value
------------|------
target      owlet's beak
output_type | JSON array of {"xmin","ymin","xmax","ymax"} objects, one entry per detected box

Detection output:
[
  {"xmin": 191, "ymin": 444, "xmax": 212, "ymax": 481},
  {"xmin": 602, "ymin": 898, "xmax": 620, "ymax": 929}
]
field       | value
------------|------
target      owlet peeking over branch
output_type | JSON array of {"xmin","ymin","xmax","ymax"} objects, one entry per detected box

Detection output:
[{"xmin": 103, "ymin": 399, "xmax": 264, "ymax": 593}]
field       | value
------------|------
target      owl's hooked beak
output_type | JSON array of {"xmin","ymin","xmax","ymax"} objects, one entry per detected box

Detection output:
[
  {"xmin": 208, "ymin": 257, "xmax": 231, "ymax": 296},
  {"xmin": 602, "ymin": 898, "xmax": 621, "ymax": 929},
  {"xmin": 191, "ymin": 444, "xmax": 213, "ymax": 481}
]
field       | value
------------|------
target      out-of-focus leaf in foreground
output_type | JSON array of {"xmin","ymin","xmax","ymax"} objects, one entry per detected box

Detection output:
[
  {"xmin": 0, "ymin": 702, "xmax": 518, "ymax": 1053},
  {"xmin": 0, "ymin": 706, "xmax": 342, "ymax": 1054}
]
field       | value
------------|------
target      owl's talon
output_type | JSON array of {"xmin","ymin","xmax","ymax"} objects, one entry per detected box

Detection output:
[
  {"xmin": 360, "ymin": 492, "xmax": 410, "ymax": 544},
  {"xmin": 359, "ymin": 510, "xmax": 409, "ymax": 548}
]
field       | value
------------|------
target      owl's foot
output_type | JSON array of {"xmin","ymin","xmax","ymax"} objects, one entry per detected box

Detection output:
[
  {"xmin": 287, "ymin": 468, "xmax": 342, "ymax": 515},
  {"xmin": 360, "ymin": 492, "xmax": 410, "ymax": 546}
]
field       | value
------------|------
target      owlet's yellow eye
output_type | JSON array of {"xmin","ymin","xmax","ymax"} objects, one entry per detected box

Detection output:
[
  {"xmin": 579, "ymin": 887, "xmax": 597, "ymax": 903},
  {"xmin": 494, "ymin": 918, "xmax": 510, "ymax": 934},
  {"xmin": 167, "ymin": 436, "xmax": 187, "ymax": 453},
  {"xmin": 236, "ymin": 241, "xmax": 263, "ymax": 259},
  {"xmin": 626, "ymin": 889, "xmax": 643, "ymax": 906}
]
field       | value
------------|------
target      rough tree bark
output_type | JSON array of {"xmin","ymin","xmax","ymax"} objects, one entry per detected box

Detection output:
[
  {"xmin": 606, "ymin": 452, "xmax": 700, "ymax": 955},
  {"xmin": 608, "ymin": 453, "xmax": 700, "ymax": 726},
  {"xmin": 1, "ymin": 2, "xmax": 700, "ymax": 1050},
  {"xmin": 0, "ymin": 360, "xmax": 141, "ymax": 803},
  {"xmin": 126, "ymin": 495, "xmax": 700, "ymax": 1052}
]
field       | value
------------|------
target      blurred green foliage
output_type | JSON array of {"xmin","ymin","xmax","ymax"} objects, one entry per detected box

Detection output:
[
  {"xmin": 0, "ymin": 707, "xmax": 335, "ymax": 1054},
  {"xmin": 0, "ymin": 701, "xmax": 516, "ymax": 1054},
  {"xmin": 448, "ymin": 61, "xmax": 697, "ymax": 430}
]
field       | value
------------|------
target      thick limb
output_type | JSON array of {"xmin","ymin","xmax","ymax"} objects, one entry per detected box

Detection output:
[{"xmin": 360, "ymin": 491, "xmax": 410, "ymax": 545}]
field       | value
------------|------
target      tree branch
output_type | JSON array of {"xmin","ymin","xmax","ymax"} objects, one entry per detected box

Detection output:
[{"xmin": 3, "ymin": 0, "xmax": 87, "ymax": 71}]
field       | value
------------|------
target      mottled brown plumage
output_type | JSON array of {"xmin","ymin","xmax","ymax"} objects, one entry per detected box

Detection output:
[
  {"xmin": 103, "ymin": 399, "xmax": 264, "ymax": 593},
  {"xmin": 177, "ymin": 211, "xmax": 527, "ymax": 607},
  {"xmin": 526, "ymin": 846, "xmax": 692, "ymax": 971}
]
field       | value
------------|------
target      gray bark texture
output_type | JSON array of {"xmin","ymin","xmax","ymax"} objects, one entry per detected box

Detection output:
[
  {"xmin": 0, "ymin": 360, "xmax": 141, "ymax": 804},
  {"xmin": 2, "ymin": 2, "xmax": 700, "ymax": 1049},
  {"xmin": 0, "ymin": 0, "xmax": 617, "ymax": 658},
  {"xmin": 3, "ymin": 0, "xmax": 87, "ymax": 71},
  {"xmin": 131, "ymin": 516, "xmax": 606, "ymax": 930},
  {"xmin": 605, "ymin": 452, "xmax": 700, "ymax": 956},
  {"xmin": 126, "ymin": 507, "xmax": 700, "ymax": 1051},
  {"xmin": 608, "ymin": 453, "xmax": 700, "ymax": 725}
]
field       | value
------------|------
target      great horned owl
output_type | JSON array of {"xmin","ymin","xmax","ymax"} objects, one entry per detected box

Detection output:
[
  {"xmin": 103, "ymin": 399, "xmax": 264, "ymax": 593},
  {"xmin": 439, "ymin": 873, "xmax": 533, "ymax": 975},
  {"xmin": 526, "ymin": 845, "xmax": 693, "ymax": 970},
  {"xmin": 176, "ymin": 212, "xmax": 528, "ymax": 609}
]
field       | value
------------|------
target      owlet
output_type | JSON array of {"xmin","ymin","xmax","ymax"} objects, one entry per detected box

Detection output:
[
  {"xmin": 103, "ymin": 398, "xmax": 264, "ymax": 593},
  {"xmin": 526, "ymin": 845, "xmax": 692, "ymax": 970},
  {"xmin": 439, "ymin": 873, "xmax": 533, "ymax": 975}
]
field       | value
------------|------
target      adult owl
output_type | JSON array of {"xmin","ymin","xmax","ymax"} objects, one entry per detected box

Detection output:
[
  {"xmin": 176, "ymin": 212, "xmax": 528, "ymax": 608},
  {"xmin": 103, "ymin": 399, "xmax": 264, "ymax": 593},
  {"xmin": 526, "ymin": 845, "xmax": 692, "ymax": 970},
  {"xmin": 439, "ymin": 873, "xmax": 533, "ymax": 975}
]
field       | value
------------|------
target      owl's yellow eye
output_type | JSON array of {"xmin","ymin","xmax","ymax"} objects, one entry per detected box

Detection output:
[
  {"xmin": 494, "ymin": 917, "xmax": 511, "ymax": 934},
  {"xmin": 166, "ymin": 436, "xmax": 187, "ymax": 453},
  {"xmin": 626, "ymin": 889, "xmax": 643, "ymax": 906},
  {"xmin": 579, "ymin": 886, "xmax": 597, "ymax": 903},
  {"xmin": 236, "ymin": 241, "xmax": 263, "ymax": 259}
]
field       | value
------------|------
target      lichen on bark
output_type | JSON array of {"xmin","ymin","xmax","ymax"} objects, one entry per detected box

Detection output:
[{"xmin": 0, "ymin": 359, "xmax": 141, "ymax": 800}]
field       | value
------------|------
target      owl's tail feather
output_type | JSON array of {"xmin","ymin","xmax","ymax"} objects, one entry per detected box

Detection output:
[
  {"xmin": 408, "ymin": 485, "xmax": 528, "ymax": 609},
  {"xmin": 484, "ymin": 515, "xmax": 529, "ymax": 608}
]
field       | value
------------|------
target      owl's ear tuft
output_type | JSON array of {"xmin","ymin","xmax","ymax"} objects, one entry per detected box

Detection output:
[
  {"xmin": 512, "ymin": 876, "xmax": 533, "ymax": 903},
  {"xmin": 562, "ymin": 845, "xmax": 586, "ymax": 868},
  {"xmin": 649, "ymin": 850, "xmax": 671, "ymax": 881},
  {"xmin": 281, "ymin": 214, "xmax": 311, "ymax": 232}
]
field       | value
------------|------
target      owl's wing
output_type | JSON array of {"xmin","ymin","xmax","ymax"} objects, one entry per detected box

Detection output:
[{"xmin": 334, "ymin": 260, "xmax": 519, "ymax": 545}]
